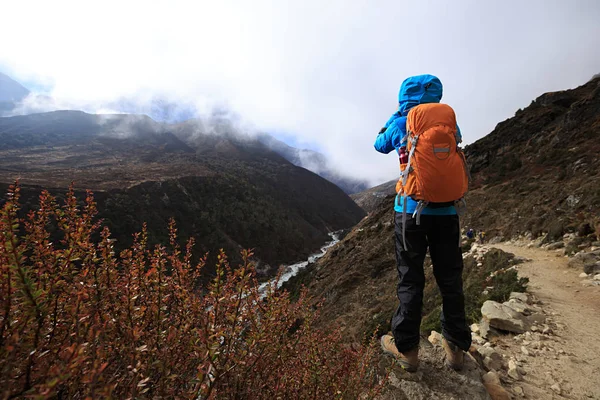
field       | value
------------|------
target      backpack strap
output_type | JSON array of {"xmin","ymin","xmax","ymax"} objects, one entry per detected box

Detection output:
[
  {"xmin": 401, "ymin": 134, "xmax": 419, "ymax": 187},
  {"xmin": 412, "ymin": 200, "xmax": 428, "ymax": 226},
  {"xmin": 401, "ymin": 196, "xmax": 408, "ymax": 251}
]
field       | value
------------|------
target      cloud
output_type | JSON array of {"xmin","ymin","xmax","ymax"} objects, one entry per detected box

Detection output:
[{"xmin": 2, "ymin": 0, "xmax": 600, "ymax": 185}]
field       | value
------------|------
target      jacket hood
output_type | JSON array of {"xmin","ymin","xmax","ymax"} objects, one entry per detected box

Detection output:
[{"xmin": 398, "ymin": 74, "xmax": 443, "ymax": 115}]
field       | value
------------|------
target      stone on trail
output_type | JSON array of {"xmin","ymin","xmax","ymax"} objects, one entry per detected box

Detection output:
[
  {"xmin": 477, "ymin": 346, "xmax": 503, "ymax": 371},
  {"xmin": 579, "ymin": 272, "xmax": 589, "ymax": 278},
  {"xmin": 481, "ymin": 300, "xmax": 527, "ymax": 334},
  {"xmin": 507, "ymin": 359, "xmax": 521, "ymax": 380},
  {"xmin": 513, "ymin": 386, "xmax": 525, "ymax": 397},
  {"xmin": 428, "ymin": 330, "xmax": 443, "ymax": 346},
  {"xmin": 504, "ymin": 299, "xmax": 531, "ymax": 315},
  {"xmin": 509, "ymin": 292, "xmax": 530, "ymax": 304},
  {"xmin": 479, "ymin": 318, "xmax": 502, "ymax": 340},
  {"xmin": 546, "ymin": 241, "xmax": 564, "ymax": 250}
]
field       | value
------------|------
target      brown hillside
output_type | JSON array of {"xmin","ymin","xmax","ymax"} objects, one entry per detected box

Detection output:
[
  {"xmin": 0, "ymin": 111, "xmax": 365, "ymax": 276},
  {"xmin": 463, "ymin": 76, "xmax": 600, "ymax": 241}
]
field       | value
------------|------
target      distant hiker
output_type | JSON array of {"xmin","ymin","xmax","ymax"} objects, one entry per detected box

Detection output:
[
  {"xmin": 374, "ymin": 75, "xmax": 471, "ymax": 372},
  {"xmin": 479, "ymin": 231, "xmax": 486, "ymax": 244},
  {"xmin": 466, "ymin": 228, "xmax": 475, "ymax": 240}
]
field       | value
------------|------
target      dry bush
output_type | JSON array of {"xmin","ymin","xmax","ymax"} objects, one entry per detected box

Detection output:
[{"xmin": 0, "ymin": 183, "xmax": 381, "ymax": 399}]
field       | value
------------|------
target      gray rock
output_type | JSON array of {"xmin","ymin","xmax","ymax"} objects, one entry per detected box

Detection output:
[
  {"xmin": 483, "ymin": 356, "xmax": 502, "ymax": 371},
  {"xmin": 477, "ymin": 346, "xmax": 503, "ymax": 371},
  {"xmin": 509, "ymin": 292, "xmax": 530, "ymax": 303},
  {"xmin": 546, "ymin": 241, "xmax": 564, "ymax": 250},
  {"xmin": 481, "ymin": 301, "xmax": 528, "ymax": 334},
  {"xmin": 526, "ymin": 312, "xmax": 547, "ymax": 326},
  {"xmin": 479, "ymin": 318, "xmax": 502, "ymax": 340},
  {"xmin": 584, "ymin": 262, "xmax": 600, "ymax": 275},
  {"xmin": 507, "ymin": 368, "xmax": 520, "ymax": 380},
  {"xmin": 568, "ymin": 250, "xmax": 600, "ymax": 272},
  {"xmin": 504, "ymin": 299, "xmax": 530, "ymax": 315}
]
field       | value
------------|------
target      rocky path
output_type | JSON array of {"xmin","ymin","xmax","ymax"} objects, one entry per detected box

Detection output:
[{"xmin": 491, "ymin": 243, "xmax": 600, "ymax": 399}]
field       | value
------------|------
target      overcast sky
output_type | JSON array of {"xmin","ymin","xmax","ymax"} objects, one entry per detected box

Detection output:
[{"xmin": 1, "ymin": 0, "xmax": 599, "ymax": 185}]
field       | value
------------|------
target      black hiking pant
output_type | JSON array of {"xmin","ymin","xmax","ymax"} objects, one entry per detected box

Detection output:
[{"xmin": 391, "ymin": 213, "xmax": 471, "ymax": 352}]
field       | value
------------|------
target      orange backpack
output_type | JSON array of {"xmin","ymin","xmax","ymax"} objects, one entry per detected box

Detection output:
[{"xmin": 395, "ymin": 103, "xmax": 469, "ymax": 246}]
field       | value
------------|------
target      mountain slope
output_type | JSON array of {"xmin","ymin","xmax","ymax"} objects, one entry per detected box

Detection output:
[
  {"xmin": 350, "ymin": 179, "xmax": 396, "ymax": 213},
  {"xmin": 256, "ymin": 133, "xmax": 369, "ymax": 194},
  {"xmin": 0, "ymin": 70, "xmax": 368, "ymax": 194},
  {"xmin": 0, "ymin": 72, "xmax": 29, "ymax": 102},
  {"xmin": 0, "ymin": 72, "xmax": 30, "ymax": 113},
  {"xmin": 462, "ymin": 76, "xmax": 600, "ymax": 241},
  {"xmin": 0, "ymin": 110, "xmax": 365, "ymax": 276}
]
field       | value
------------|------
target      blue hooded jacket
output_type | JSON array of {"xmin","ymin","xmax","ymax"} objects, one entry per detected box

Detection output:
[{"xmin": 374, "ymin": 75, "xmax": 461, "ymax": 215}]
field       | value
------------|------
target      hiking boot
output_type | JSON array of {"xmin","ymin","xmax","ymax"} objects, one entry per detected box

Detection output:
[
  {"xmin": 442, "ymin": 337, "xmax": 464, "ymax": 371},
  {"xmin": 380, "ymin": 334, "xmax": 419, "ymax": 372}
]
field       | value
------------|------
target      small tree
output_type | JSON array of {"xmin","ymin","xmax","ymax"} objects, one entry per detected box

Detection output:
[{"xmin": 0, "ymin": 183, "xmax": 381, "ymax": 399}]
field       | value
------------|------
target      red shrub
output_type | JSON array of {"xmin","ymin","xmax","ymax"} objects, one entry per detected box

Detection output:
[{"xmin": 0, "ymin": 184, "xmax": 381, "ymax": 399}]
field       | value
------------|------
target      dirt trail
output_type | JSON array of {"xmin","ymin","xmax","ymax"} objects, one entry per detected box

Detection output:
[{"xmin": 492, "ymin": 243, "xmax": 600, "ymax": 399}]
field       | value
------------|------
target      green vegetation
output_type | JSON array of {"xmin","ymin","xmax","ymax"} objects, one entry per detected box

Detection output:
[{"xmin": 421, "ymin": 248, "xmax": 529, "ymax": 334}]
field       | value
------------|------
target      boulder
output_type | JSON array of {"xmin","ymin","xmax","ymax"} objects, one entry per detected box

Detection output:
[
  {"xmin": 584, "ymin": 262, "xmax": 600, "ymax": 275},
  {"xmin": 481, "ymin": 301, "xmax": 527, "ymax": 334},
  {"xmin": 568, "ymin": 250, "xmax": 600, "ymax": 273}
]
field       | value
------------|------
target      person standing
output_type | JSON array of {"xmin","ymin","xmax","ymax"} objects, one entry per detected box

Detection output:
[{"xmin": 374, "ymin": 75, "xmax": 471, "ymax": 372}]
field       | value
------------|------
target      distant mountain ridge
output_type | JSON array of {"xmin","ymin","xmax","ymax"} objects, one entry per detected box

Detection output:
[
  {"xmin": 0, "ymin": 110, "xmax": 366, "ymax": 277},
  {"xmin": 0, "ymin": 71, "xmax": 367, "ymax": 194},
  {"xmin": 0, "ymin": 72, "xmax": 30, "ymax": 113}
]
